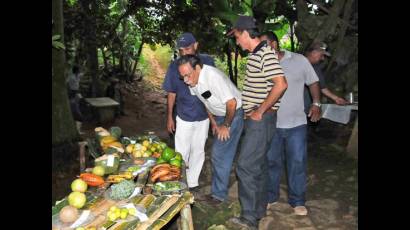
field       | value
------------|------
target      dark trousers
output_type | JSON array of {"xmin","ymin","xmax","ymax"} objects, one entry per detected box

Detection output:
[{"xmin": 236, "ymin": 112, "xmax": 276, "ymax": 225}]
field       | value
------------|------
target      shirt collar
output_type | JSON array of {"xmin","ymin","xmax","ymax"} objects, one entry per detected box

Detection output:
[
  {"xmin": 252, "ymin": 40, "xmax": 267, "ymax": 54},
  {"xmin": 281, "ymin": 50, "xmax": 292, "ymax": 60}
]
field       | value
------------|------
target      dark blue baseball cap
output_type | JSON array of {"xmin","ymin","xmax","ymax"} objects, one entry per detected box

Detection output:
[{"xmin": 176, "ymin": 32, "xmax": 196, "ymax": 49}]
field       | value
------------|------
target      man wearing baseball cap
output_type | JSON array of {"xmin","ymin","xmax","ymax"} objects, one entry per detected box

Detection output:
[
  {"xmin": 227, "ymin": 15, "xmax": 288, "ymax": 229},
  {"xmin": 304, "ymin": 41, "xmax": 347, "ymax": 113},
  {"xmin": 162, "ymin": 32, "xmax": 215, "ymax": 191}
]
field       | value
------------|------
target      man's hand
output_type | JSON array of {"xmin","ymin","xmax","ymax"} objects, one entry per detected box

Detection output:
[
  {"xmin": 308, "ymin": 105, "xmax": 321, "ymax": 122},
  {"xmin": 167, "ymin": 117, "xmax": 175, "ymax": 133},
  {"xmin": 335, "ymin": 97, "xmax": 348, "ymax": 105},
  {"xmin": 247, "ymin": 110, "xmax": 263, "ymax": 121},
  {"xmin": 217, "ymin": 125, "xmax": 230, "ymax": 141}
]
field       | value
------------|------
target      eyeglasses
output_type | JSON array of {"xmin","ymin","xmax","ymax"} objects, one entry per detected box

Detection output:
[{"xmin": 179, "ymin": 69, "xmax": 195, "ymax": 80}]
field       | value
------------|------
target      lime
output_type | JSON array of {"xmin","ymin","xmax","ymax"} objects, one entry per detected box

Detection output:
[
  {"xmin": 173, "ymin": 152, "xmax": 183, "ymax": 161},
  {"xmin": 161, "ymin": 147, "xmax": 176, "ymax": 161},
  {"xmin": 158, "ymin": 142, "xmax": 167, "ymax": 150},
  {"xmin": 169, "ymin": 158, "xmax": 182, "ymax": 168},
  {"xmin": 156, "ymin": 157, "xmax": 167, "ymax": 164}
]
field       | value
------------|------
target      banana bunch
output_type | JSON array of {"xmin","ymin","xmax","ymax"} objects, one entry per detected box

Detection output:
[
  {"xmin": 106, "ymin": 171, "xmax": 133, "ymax": 183},
  {"xmin": 100, "ymin": 136, "xmax": 124, "ymax": 153}
]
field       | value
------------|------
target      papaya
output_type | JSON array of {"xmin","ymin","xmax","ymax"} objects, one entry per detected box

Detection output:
[{"xmin": 79, "ymin": 173, "xmax": 105, "ymax": 187}]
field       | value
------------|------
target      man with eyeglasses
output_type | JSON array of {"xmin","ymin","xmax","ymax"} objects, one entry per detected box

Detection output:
[
  {"xmin": 176, "ymin": 54, "xmax": 244, "ymax": 206},
  {"xmin": 162, "ymin": 32, "xmax": 215, "ymax": 191}
]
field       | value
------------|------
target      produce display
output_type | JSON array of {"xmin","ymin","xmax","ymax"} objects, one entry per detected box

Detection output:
[{"xmin": 52, "ymin": 127, "xmax": 192, "ymax": 230}]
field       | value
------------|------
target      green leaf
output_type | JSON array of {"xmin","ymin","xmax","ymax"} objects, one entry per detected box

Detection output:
[
  {"xmin": 52, "ymin": 41, "xmax": 66, "ymax": 50},
  {"xmin": 52, "ymin": 35, "xmax": 61, "ymax": 41}
]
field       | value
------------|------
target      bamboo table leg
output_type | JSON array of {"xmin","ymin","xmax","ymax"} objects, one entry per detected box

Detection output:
[{"xmin": 179, "ymin": 204, "xmax": 194, "ymax": 230}]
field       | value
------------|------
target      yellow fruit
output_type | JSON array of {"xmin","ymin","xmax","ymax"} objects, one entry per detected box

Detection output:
[
  {"xmin": 100, "ymin": 136, "xmax": 117, "ymax": 146},
  {"xmin": 126, "ymin": 144, "xmax": 134, "ymax": 153},
  {"xmin": 110, "ymin": 206, "xmax": 117, "ymax": 212},
  {"xmin": 109, "ymin": 212, "xmax": 117, "ymax": 221},
  {"xmin": 120, "ymin": 209, "xmax": 128, "ymax": 219},
  {"xmin": 115, "ymin": 209, "xmax": 121, "ymax": 218},
  {"xmin": 142, "ymin": 140, "xmax": 150, "ymax": 147},
  {"xmin": 128, "ymin": 208, "xmax": 136, "ymax": 215},
  {"xmin": 141, "ymin": 146, "xmax": 147, "ymax": 151},
  {"xmin": 108, "ymin": 142, "xmax": 123, "ymax": 149}
]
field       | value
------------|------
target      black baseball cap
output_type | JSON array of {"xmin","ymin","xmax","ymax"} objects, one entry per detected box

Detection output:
[{"xmin": 227, "ymin": 15, "xmax": 257, "ymax": 36}]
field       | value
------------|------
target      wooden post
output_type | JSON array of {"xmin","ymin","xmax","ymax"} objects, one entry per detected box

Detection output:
[
  {"xmin": 179, "ymin": 204, "xmax": 194, "ymax": 230},
  {"xmin": 79, "ymin": 141, "xmax": 88, "ymax": 172}
]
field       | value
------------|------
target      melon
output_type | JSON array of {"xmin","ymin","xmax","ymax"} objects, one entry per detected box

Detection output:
[{"xmin": 59, "ymin": 205, "xmax": 79, "ymax": 223}]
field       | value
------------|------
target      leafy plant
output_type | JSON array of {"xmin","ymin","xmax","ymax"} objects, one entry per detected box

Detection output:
[{"xmin": 52, "ymin": 35, "xmax": 65, "ymax": 50}]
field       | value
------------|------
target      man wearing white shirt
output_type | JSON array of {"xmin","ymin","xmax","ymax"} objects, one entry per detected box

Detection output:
[{"xmin": 176, "ymin": 54, "xmax": 244, "ymax": 205}]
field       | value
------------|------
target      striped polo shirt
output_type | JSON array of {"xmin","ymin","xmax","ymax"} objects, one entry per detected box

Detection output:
[{"xmin": 242, "ymin": 41, "xmax": 285, "ymax": 113}]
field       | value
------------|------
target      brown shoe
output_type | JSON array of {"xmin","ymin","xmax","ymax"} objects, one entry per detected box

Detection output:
[{"xmin": 202, "ymin": 194, "xmax": 223, "ymax": 207}]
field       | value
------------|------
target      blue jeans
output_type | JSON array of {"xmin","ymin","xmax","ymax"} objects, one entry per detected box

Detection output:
[
  {"xmin": 266, "ymin": 124, "xmax": 307, "ymax": 207},
  {"xmin": 211, "ymin": 108, "xmax": 244, "ymax": 201},
  {"xmin": 237, "ymin": 112, "xmax": 276, "ymax": 225}
]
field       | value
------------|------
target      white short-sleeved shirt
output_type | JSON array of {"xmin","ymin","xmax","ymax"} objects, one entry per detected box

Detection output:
[
  {"xmin": 277, "ymin": 50, "xmax": 319, "ymax": 128},
  {"xmin": 189, "ymin": 65, "xmax": 242, "ymax": 116}
]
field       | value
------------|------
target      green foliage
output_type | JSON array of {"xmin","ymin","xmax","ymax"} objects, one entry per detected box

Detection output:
[
  {"xmin": 214, "ymin": 54, "xmax": 247, "ymax": 90},
  {"xmin": 152, "ymin": 44, "xmax": 172, "ymax": 72},
  {"xmin": 66, "ymin": 0, "xmax": 77, "ymax": 7},
  {"xmin": 52, "ymin": 35, "xmax": 65, "ymax": 50}
]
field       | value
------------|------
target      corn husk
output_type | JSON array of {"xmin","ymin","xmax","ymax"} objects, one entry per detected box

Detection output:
[
  {"xmin": 135, "ymin": 195, "xmax": 180, "ymax": 230},
  {"xmin": 146, "ymin": 192, "xmax": 194, "ymax": 230},
  {"xmin": 145, "ymin": 195, "xmax": 169, "ymax": 216},
  {"xmin": 136, "ymin": 194, "xmax": 156, "ymax": 210}
]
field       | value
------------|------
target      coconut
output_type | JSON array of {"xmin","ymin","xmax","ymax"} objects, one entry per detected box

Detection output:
[{"xmin": 59, "ymin": 205, "xmax": 79, "ymax": 223}]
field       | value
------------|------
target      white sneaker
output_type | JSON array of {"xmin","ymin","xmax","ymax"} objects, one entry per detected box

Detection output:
[
  {"xmin": 267, "ymin": 201, "xmax": 278, "ymax": 209},
  {"xmin": 294, "ymin": 206, "xmax": 308, "ymax": 216}
]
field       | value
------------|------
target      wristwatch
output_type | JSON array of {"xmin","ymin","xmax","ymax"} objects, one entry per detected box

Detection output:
[
  {"xmin": 223, "ymin": 123, "xmax": 231, "ymax": 128},
  {"xmin": 312, "ymin": 102, "xmax": 322, "ymax": 108}
]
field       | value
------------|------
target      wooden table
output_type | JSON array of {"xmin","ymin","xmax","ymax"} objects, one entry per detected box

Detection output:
[{"xmin": 85, "ymin": 97, "xmax": 120, "ymax": 123}]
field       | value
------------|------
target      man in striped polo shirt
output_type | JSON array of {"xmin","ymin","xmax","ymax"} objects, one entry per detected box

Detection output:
[{"xmin": 227, "ymin": 16, "xmax": 288, "ymax": 229}]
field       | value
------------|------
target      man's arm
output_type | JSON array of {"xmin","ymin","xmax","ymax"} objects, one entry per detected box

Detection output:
[
  {"xmin": 216, "ymin": 98, "xmax": 237, "ymax": 141},
  {"xmin": 308, "ymin": 82, "xmax": 321, "ymax": 122},
  {"xmin": 207, "ymin": 110, "xmax": 218, "ymax": 135},
  {"xmin": 166, "ymin": 93, "xmax": 176, "ymax": 133},
  {"xmin": 250, "ymin": 76, "xmax": 287, "ymax": 120},
  {"xmin": 321, "ymin": 88, "xmax": 348, "ymax": 105}
]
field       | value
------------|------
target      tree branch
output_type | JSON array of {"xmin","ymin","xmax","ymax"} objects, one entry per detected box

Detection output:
[{"xmin": 306, "ymin": 0, "xmax": 357, "ymax": 30}]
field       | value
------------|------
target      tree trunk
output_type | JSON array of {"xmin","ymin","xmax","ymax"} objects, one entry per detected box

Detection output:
[
  {"xmin": 101, "ymin": 48, "xmax": 108, "ymax": 69},
  {"xmin": 226, "ymin": 43, "xmax": 234, "ymax": 84},
  {"xmin": 290, "ymin": 21, "xmax": 295, "ymax": 52},
  {"xmin": 326, "ymin": 0, "xmax": 354, "ymax": 74},
  {"xmin": 234, "ymin": 45, "xmax": 238, "ymax": 86},
  {"xmin": 131, "ymin": 42, "xmax": 144, "ymax": 79},
  {"xmin": 52, "ymin": 0, "xmax": 79, "ymax": 145},
  {"xmin": 81, "ymin": 0, "xmax": 99, "ymax": 97}
]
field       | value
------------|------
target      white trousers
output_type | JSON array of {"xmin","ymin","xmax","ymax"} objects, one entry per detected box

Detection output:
[{"xmin": 175, "ymin": 116, "xmax": 209, "ymax": 188}]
